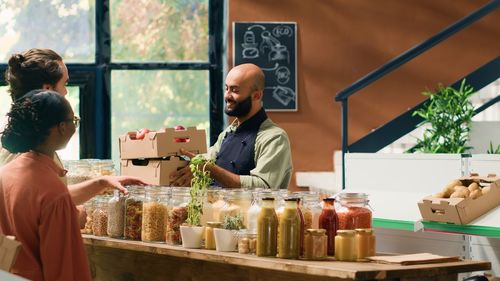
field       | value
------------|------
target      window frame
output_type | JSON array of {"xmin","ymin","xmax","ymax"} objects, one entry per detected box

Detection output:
[{"xmin": 0, "ymin": 0, "xmax": 224, "ymax": 159}]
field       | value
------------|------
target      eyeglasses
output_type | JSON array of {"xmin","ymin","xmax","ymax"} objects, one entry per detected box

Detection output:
[{"xmin": 65, "ymin": 116, "xmax": 80, "ymax": 128}]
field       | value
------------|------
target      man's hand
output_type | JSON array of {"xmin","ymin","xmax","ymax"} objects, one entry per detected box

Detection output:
[{"xmin": 169, "ymin": 149, "xmax": 196, "ymax": 187}]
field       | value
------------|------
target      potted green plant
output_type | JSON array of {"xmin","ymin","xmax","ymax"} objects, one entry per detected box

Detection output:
[
  {"xmin": 410, "ymin": 79, "xmax": 476, "ymax": 153},
  {"xmin": 214, "ymin": 213, "xmax": 245, "ymax": 252},
  {"xmin": 487, "ymin": 141, "xmax": 500, "ymax": 154},
  {"xmin": 180, "ymin": 155, "xmax": 214, "ymax": 248}
]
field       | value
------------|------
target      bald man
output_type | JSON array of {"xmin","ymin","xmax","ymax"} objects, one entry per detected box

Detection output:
[{"xmin": 171, "ymin": 63, "xmax": 292, "ymax": 189}]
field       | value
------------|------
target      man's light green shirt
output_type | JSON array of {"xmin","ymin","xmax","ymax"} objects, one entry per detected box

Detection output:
[{"xmin": 207, "ymin": 118, "xmax": 292, "ymax": 190}]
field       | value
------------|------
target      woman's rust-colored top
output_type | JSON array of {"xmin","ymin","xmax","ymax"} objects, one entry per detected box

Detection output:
[{"xmin": 0, "ymin": 152, "xmax": 91, "ymax": 281}]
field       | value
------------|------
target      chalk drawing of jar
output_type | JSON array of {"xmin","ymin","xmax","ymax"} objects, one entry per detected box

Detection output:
[
  {"xmin": 269, "ymin": 44, "xmax": 289, "ymax": 64},
  {"xmin": 242, "ymin": 30, "xmax": 259, "ymax": 59}
]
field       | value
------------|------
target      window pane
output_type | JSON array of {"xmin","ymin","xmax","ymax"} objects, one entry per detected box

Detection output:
[
  {"xmin": 58, "ymin": 87, "xmax": 81, "ymax": 160},
  {"xmin": 0, "ymin": 0, "xmax": 95, "ymax": 63},
  {"xmin": 0, "ymin": 87, "xmax": 11, "ymax": 124},
  {"xmin": 110, "ymin": 0, "xmax": 209, "ymax": 62},
  {"xmin": 0, "ymin": 86, "xmax": 80, "ymax": 159},
  {"xmin": 111, "ymin": 70, "xmax": 209, "ymax": 164}
]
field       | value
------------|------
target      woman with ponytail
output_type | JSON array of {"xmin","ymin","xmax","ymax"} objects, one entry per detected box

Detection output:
[
  {"xmin": 1, "ymin": 49, "xmax": 146, "ymax": 215},
  {"xmin": 0, "ymin": 90, "xmax": 91, "ymax": 280}
]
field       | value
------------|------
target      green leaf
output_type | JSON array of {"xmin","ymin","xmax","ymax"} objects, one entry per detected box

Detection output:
[{"xmin": 412, "ymin": 79, "xmax": 475, "ymax": 154}]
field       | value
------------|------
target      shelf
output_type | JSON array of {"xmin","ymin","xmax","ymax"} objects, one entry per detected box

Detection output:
[
  {"xmin": 421, "ymin": 221, "xmax": 500, "ymax": 237},
  {"xmin": 82, "ymin": 235, "xmax": 490, "ymax": 281},
  {"xmin": 373, "ymin": 218, "xmax": 416, "ymax": 231}
]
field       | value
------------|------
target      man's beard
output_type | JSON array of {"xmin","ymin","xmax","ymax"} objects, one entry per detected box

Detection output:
[{"xmin": 225, "ymin": 95, "xmax": 252, "ymax": 117}]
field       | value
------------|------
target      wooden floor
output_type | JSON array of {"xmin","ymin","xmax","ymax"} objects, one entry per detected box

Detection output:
[{"xmin": 83, "ymin": 235, "xmax": 491, "ymax": 281}]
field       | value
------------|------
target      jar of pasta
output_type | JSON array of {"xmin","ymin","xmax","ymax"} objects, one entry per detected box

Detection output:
[
  {"xmin": 93, "ymin": 159, "xmax": 116, "ymax": 176},
  {"xmin": 92, "ymin": 195, "xmax": 110, "ymax": 236},
  {"xmin": 205, "ymin": 222, "xmax": 222, "ymax": 250},
  {"xmin": 107, "ymin": 190, "xmax": 125, "ymax": 238},
  {"xmin": 82, "ymin": 198, "xmax": 96, "ymax": 234},
  {"xmin": 166, "ymin": 187, "xmax": 189, "ymax": 245},
  {"xmin": 124, "ymin": 186, "xmax": 145, "ymax": 240},
  {"xmin": 336, "ymin": 193, "xmax": 372, "ymax": 230},
  {"xmin": 142, "ymin": 186, "xmax": 170, "ymax": 242},
  {"xmin": 301, "ymin": 192, "xmax": 322, "ymax": 230},
  {"xmin": 65, "ymin": 160, "xmax": 93, "ymax": 185}
]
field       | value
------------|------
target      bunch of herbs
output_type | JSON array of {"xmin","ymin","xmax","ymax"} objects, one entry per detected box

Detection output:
[{"xmin": 186, "ymin": 155, "xmax": 214, "ymax": 226}]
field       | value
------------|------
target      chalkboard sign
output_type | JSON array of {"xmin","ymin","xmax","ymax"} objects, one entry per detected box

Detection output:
[{"xmin": 233, "ymin": 22, "xmax": 297, "ymax": 111}]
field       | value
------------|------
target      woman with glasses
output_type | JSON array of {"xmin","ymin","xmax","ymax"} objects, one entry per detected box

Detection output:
[
  {"xmin": 0, "ymin": 49, "xmax": 146, "ymax": 223},
  {"xmin": 0, "ymin": 90, "xmax": 92, "ymax": 280}
]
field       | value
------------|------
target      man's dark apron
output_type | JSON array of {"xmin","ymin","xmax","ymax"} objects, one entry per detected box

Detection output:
[{"xmin": 215, "ymin": 108, "xmax": 267, "ymax": 181}]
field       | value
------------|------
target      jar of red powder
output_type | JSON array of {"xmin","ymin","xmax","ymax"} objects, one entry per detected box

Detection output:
[{"xmin": 336, "ymin": 193, "xmax": 372, "ymax": 230}]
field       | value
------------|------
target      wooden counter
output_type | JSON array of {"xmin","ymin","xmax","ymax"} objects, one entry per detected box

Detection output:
[{"xmin": 83, "ymin": 235, "xmax": 490, "ymax": 281}]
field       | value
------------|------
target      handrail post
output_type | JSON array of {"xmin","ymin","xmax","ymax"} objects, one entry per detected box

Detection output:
[{"xmin": 341, "ymin": 99, "xmax": 348, "ymax": 190}]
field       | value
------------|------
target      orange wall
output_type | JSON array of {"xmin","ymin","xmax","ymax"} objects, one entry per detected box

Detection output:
[{"xmin": 228, "ymin": 0, "xmax": 500, "ymax": 188}]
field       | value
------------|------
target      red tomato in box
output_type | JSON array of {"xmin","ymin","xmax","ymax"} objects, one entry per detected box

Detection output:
[
  {"xmin": 174, "ymin": 125, "xmax": 188, "ymax": 142},
  {"xmin": 136, "ymin": 128, "xmax": 151, "ymax": 140}
]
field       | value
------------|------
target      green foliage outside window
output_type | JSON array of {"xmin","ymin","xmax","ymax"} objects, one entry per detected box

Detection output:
[
  {"xmin": 0, "ymin": 0, "xmax": 95, "ymax": 62},
  {"xmin": 110, "ymin": 0, "xmax": 208, "ymax": 62}
]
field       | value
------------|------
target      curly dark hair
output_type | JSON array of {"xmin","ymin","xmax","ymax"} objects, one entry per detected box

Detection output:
[
  {"xmin": 4, "ymin": 48, "xmax": 63, "ymax": 101},
  {"xmin": 1, "ymin": 90, "xmax": 71, "ymax": 153}
]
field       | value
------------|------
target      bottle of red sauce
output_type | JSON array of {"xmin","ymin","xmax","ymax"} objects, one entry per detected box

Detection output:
[{"xmin": 319, "ymin": 198, "xmax": 338, "ymax": 256}]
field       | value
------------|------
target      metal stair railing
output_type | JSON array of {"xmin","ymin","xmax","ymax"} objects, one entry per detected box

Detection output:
[{"xmin": 334, "ymin": 0, "xmax": 500, "ymax": 189}]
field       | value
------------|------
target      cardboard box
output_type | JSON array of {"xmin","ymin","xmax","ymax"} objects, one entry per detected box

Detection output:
[
  {"xmin": 120, "ymin": 157, "xmax": 189, "ymax": 185},
  {"xmin": 119, "ymin": 127, "xmax": 207, "ymax": 160},
  {"xmin": 418, "ymin": 175, "xmax": 500, "ymax": 224},
  {"xmin": 0, "ymin": 234, "xmax": 21, "ymax": 271}
]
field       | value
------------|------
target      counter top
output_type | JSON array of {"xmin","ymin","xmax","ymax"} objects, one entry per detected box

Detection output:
[{"xmin": 83, "ymin": 235, "xmax": 490, "ymax": 281}]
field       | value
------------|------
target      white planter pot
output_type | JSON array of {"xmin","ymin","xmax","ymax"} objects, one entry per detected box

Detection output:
[
  {"xmin": 180, "ymin": 225, "xmax": 205, "ymax": 249},
  {"xmin": 213, "ymin": 228, "xmax": 238, "ymax": 252}
]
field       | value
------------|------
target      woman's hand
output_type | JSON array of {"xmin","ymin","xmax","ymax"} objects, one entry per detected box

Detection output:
[{"xmin": 98, "ymin": 175, "xmax": 148, "ymax": 195}]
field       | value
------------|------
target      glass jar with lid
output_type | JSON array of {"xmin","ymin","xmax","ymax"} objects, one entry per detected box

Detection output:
[
  {"xmin": 355, "ymin": 228, "xmax": 375, "ymax": 260},
  {"xmin": 277, "ymin": 198, "xmax": 300, "ymax": 259},
  {"xmin": 92, "ymin": 195, "xmax": 110, "ymax": 236},
  {"xmin": 211, "ymin": 189, "xmax": 226, "ymax": 222},
  {"xmin": 142, "ymin": 186, "xmax": 170, "ymax": 242},
  {"xmin": 334, "ymin": 230, "xmax": 356, "ymax": 261},
  {"xmin": 204, "ymin": 221, "xmax": 222, "ymax": 250},
  {"xmin": 304, "ymin": 229, "xmax": 327, "ymax": 260},
  {"xmin": 217, "ymin": 191, "xmax": 242, "ymax": 224},
  {"xmin": 166, "ymin": 187, "xmax": 189, "ymax": 245},
  {"xmin": 82, "ymin": 198, "xmax": 96, "ymax": 234},
  {"xmin": 336, "ymin": 193, "xmax": 372, "ymax": 230},
  {"xmin": 124, "ymin": 186, "xmax": 145, "ymax": 240},
  {"xmin": 92, "ymin": 159, "xmax": 116, "ymax": 176},
  {"xmin": 319, "ymin": 198, "xmax": 338, "ymax": 256},
  {"xmin": 200, "ymin": 189, "xmax": 214, "ymax": 226},
  {"xmin": 275, "ymin": 189, "xmax": 288, "ymax": 217},
  {"xmin": 226, "ymin": 189, "xmax": 252, "ymax": 227},
  {"xmin": 237, "ymin": 229, "xmax": 258, "ymax": 254},
  {"xmin": 107, "ymin": 190, "xmax": 125, "ymax": 238},
  {"xmin": 65, "ymin": 160, "xmax": 93, "ymax": 185},
  {"xmin": 246, "ymin": 188, "xmax": 264, "ymax": 234},
  {"xmin": 256, "ymin": 197, "xmax": 278, "ymax": 257},
  {"xmin": 301, "ymin": 192, "xmax": 322, "ymax": 230}
]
